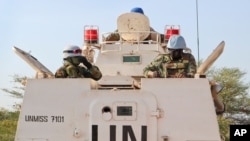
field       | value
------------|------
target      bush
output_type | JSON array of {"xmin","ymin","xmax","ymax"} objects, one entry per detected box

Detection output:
[{"xmin": 0, "ymin": 109, "xmax": 19, "ymax": 141}]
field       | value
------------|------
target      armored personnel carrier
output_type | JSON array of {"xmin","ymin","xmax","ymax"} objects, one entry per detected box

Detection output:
[{"xmin": 13, "ymin": 12, "xmax": 225, "ymax": 141}]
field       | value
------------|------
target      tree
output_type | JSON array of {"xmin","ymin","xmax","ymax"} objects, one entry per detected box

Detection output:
[
  {"xmin": 207, "ymin": 67, "xmax": 250, "ymax": 141},
  {"xmin": 1, "ymin": 74, "xmax": 27, "ymax": 99},
  {"xmin": 1, "ymin": 74, "xmax": 27, "ymax": 111},
  {"xmin": 0, "ymin": 74, "xmax": 26, "ymax": 141}
]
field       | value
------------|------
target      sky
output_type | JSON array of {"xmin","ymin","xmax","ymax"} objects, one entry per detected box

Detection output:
[{"xmin": 1, "ymin": 0, "xmax": 250, "ymax": 110}]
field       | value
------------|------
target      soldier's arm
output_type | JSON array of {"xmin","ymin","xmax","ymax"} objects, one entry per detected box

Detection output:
[
  {"xmin": 66, "ymin": 65, "xmax": 79, "ymax": 78},
  {"xmin": 143, "ymin": 55, "xmax": 169, "ymax": 78},
  {"xmin": 187, "ymin": 54, "xmax": 197, "ymax": 78},
  {"xmin": 89, "ymin": 66, "xmax": 102, "ymax": 81},
  {"xmin": 79, "ymin": 56, "xmax": 92, "ymax": 69},
  {"xmin": 143, "ymin": 63, "xmax": 161, "ymax": 78},
  {"xmin": 55, "ymin": 66, "xmax": 67, "ymax": 78},
  {"xmin": 79, "ymin": 66, "xmax": 102, "ymax": 81}
]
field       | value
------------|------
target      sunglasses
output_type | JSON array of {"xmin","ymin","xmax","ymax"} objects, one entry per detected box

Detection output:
[{"xmin": 63, "ymin": 49, "xmax": 82, "ymax": 54}]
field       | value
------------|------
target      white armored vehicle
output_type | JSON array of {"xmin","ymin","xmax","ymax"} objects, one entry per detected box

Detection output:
[{"xmin": 14, "ymin": 12, "xmax": 225, "ymax": 141}]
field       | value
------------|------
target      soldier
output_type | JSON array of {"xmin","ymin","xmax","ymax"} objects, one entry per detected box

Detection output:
[
  {"xmin": 55, "ymin": 45, "xmax": 102, "ymax": 80},
  {"xmin": 144, "ymin": 35, "xmax": 225, "ymax": 115},
  {"xmin": 143, "ymin": 35, "xmax": 197, "ymax": 78}
]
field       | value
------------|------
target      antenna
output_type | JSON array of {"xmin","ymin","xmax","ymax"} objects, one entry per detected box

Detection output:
[{"xmin": 196, "ymin": 0, "xmax": 200, "ymax": 66}]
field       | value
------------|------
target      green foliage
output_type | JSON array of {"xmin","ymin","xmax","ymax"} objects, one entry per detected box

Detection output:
[
  {"xmin": 1, "ymin": 74, "xmax": 27, "ymax": 99},
  {"xmin": 0, "ymin": 74, "xmax": 24, "ymax": 140},
  {"xmin": 217, "ymin": 116, "xmax": 234, "ymax": 141},
  {"xmin": 0, "ymin": 109, "xmax": 19, "ymax": 141},
  {"xmin": 207, "ymin": 67, "xmax": 250, "ymax": 140},
  {"xmin": 208, "ymin": 67, "xmax": 250, "ymax": 115}
]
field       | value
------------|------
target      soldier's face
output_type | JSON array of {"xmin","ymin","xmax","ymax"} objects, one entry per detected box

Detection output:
[{"xmin": 168, "ymin": 49, "xmax": 183, "ymax": 60}]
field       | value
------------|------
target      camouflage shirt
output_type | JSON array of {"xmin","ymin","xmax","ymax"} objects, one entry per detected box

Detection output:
[
  {"xmin": 55, "ymin": 60, "xmax": 102, "ymax": 81},
  {"xmin": 143, "ymin": 53, "xmax": 197, "ymax": 78}
]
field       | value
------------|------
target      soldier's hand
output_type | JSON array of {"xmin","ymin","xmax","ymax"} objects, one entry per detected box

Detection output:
[
  {"xmin": 78, "ymin": 56, "xmax": 92, "ymax": 69},
  {"xmin": 89, "ymin": 66, "xmax": 102, "ymax": 81},
  {"xmin": 175, "ymin": 73, "xmax": 186, "ymax": 78},
  {"xmin": 162, "ymin": 63, "xmax": 168, "ymax": 69},
  {"xmin": 147, "ymin": 71, "xmax": 158, "ymax": 78}
]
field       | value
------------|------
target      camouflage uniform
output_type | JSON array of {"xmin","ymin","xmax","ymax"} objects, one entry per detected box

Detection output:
[
  {"xmin": 55, "ymin": 60, "xmax": 102, "ymax": 81},
  {"xmin": 143, "ymin": 53, "xmax": 197, "ymax": 78}
]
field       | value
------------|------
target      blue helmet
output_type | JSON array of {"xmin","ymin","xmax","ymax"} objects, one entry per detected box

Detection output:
[
  {"xmin": 167, "ymin": 35, "xmax": 187, "ymax": 49},
  {"xmin": 130, "ymin": 7, "xmax": 144, "ymax": 14}
]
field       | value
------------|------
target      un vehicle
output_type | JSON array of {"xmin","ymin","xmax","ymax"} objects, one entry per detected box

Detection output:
[{"xmin": 14, "ymin": 12, "xmax": 225, "ymax": 141}]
